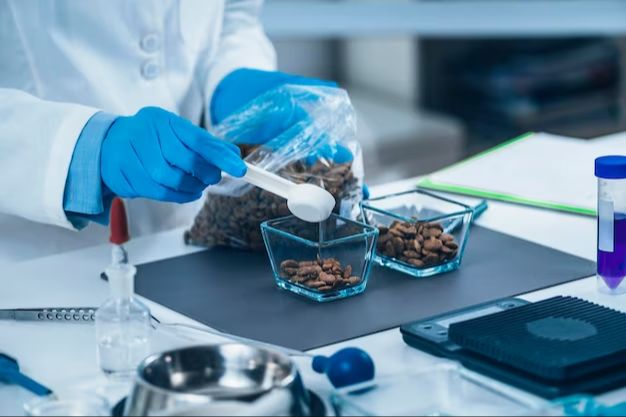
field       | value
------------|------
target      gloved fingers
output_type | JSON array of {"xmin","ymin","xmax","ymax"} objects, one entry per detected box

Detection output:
[
  {"xmin": 124, "ymin": 150, "xmax": 202, "ymax": 203},
  {"xmin": 305, "ymin": 140, "xmax": 354, "ymax": 166},
  {"xmin": 129, "ymin": 128, "xmax": 206, "ymax": 194},
  {"xmin": 233, "ymin": 87, "xmax": 336, "ymax": 146},
  {"xmin": 166, "ymin": 112, "xmax": 242, "ymax": 155},
  {"xmin": 149, "ymin": 160, "xmax": 206, "ymax": 195},
  {"xmin": 233, "ymin": 105, "xmax": 309, "ymax": 146},
  {"xmin": 169, "ymin": 117, "xmax": 247, "ymax": 178},
  {"xmin": 210, "ymin": 68, "xmax": 338, "ymax": 125},
  {"xmin": 159, "ymin": 122, "xmax": 224, "ymax": 185},
  {"xmin": 104, "ymin": 166, "xmax": 138, "ymax": 199}
]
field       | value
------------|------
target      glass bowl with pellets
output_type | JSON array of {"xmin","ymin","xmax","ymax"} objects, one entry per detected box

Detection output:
[
  {"xmin": 261, "ymin": 214, "xmax": 378, "ymax": 302},
  {"xmin": 185, "ymin": 85, "xmax": 364, "ymax": 251},
  {"xmin": 360, "ymin": 189, "xmax": 473, "ymax": 278}
]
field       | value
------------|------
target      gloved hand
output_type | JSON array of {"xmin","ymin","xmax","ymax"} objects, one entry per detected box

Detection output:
[
  {"xmin": 211, "ymin": 68, "xmax": 337, "ymax": 127},
  {"xmin": 101, "ymin": 107, "xmax": 246, "ymax": 203},
  {"xmin": 212, "ymin": 69, "xmax": 368, "ymax": 198},
  {"xmin": 211, "ymin": 68, "xmax": 337, "ymax": 145}
]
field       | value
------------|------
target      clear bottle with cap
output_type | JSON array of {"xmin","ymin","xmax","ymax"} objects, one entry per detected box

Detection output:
[
  {"xmin": 95, "ymin": 264, "xmax": 152, "ymax": 379},
  {"xmin": 595, "ymin": 155, "xmax": 626, "ymax": 294}
]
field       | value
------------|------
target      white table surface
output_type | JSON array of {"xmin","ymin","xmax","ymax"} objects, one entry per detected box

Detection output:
[{"xmin": 1, "ymin": 177, "xmax": 625, "ymax": 415}]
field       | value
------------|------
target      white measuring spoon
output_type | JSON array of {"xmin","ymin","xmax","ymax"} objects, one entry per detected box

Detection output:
[{"xmin": 243, "ymin": 162, "xmax": 335, "ymax": 222}]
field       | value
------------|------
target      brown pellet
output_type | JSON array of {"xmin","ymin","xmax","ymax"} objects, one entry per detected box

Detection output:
[
  {"xmin": 281, "ymin": 260, "xmax": 299, "ymax": 269},
  {"xmin": 423, "ymin": 238, "xmax": 443, "ymax": 252},
  {"xmin": 343, "ymin": 265, "xmax": 352, "ymax": 279},
  {"xmin": 408, "ymin": 258, "xmax": 425, "ymax": 267},
  {"xmin": 320, "ymin": 272, "xmax": 336, "ymax": 285},
  {"xmin": 392, "ymin": 237, "xmax": 405, "ymax": 253},
  {"xmin": 445, "ymin": 241, "xmax": 459, "ymax": 250},
  {"xmin": 441, "ymin": 233, "xmax": 454, "ymax": 242},
  {"xmin": 347, "ymin": 276, "xmax": 361, "ymax": 285},
  {"xmin": 282, "ymin": 267, "xmax": 298, "ymax": 276}
]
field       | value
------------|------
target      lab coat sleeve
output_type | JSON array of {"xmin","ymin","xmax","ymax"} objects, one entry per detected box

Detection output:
[
  {"xmin": 64, "ymin": 111, "xmax": 118, "ymax": 229},
  {"xmin": 203, "ymin": 0, "xmax": 277, "ymax": 127},
  {"xmin": 0, "ymin": 88, "xmax": 101, "ymax": 229}
]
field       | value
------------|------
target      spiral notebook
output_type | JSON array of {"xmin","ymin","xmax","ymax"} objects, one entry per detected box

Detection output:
[{"xmin": 419, "ymin": 132, "xmax": 626, "ymax": 217}]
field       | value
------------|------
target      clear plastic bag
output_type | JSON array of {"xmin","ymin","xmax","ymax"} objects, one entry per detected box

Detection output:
[{"xmin": 185, "ymin": 85, "xmax": 364, "ymax": 250}]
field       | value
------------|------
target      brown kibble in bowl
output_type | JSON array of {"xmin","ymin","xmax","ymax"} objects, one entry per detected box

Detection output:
[
  {"xmin": 376, "ymin": 220, "xmax": 460, "ymax": 269},
  {"xmin": 278, "ymin": 258, "xmax": 361, "ymax": 292}
]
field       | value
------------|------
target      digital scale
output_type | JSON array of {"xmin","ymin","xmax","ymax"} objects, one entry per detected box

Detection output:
[
  {"xmin": 400, "ymin": 297, "xmax": 528, "ymax": 358},
  {"xmin": 401, "ymin": 296, "xmax": 626, "ymax": 399}
]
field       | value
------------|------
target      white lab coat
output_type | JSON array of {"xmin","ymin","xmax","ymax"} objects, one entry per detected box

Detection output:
[{"xmin": 0, "ymin": 0, "xmax": 276, "ymax": 265}]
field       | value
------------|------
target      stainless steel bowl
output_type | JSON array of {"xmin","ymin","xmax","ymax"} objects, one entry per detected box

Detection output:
[{"xmin": 124, "ymin": 343, "xmax": 312, "ymax": 416}]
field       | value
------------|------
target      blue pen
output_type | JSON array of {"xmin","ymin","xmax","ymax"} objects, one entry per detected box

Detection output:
[
  {"xmin": 0, "ymin": 353, "xmax": 53, "ymax": 397},
  {"xmin": 471, "ymin": 200, "xmax": 489, "ymax": 222}
]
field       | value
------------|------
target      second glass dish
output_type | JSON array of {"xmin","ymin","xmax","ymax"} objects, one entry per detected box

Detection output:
[{"xmin": 361, "ymin": 189, "xmax": 473, "ymax": 278}]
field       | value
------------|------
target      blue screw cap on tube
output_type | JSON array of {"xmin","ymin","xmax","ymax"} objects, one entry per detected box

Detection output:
[
  {"xmin": 312, "ymin": 347, "xmax": 375, "ymax": 388},
  {"xmin": 595, "ymin": 156, "xmax": 626, "ymax": 179}
]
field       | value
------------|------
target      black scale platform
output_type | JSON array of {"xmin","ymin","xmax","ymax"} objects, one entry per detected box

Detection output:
[{"xmin": 446, "ymin": 296, "xmax": 626, "ymax": 397}]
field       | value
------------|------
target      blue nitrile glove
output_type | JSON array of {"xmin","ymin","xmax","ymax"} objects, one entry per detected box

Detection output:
[
  {"xmin": 211, "ymin": 69, "xmax": 368, "ymax": 195},
  {"xmin": 211, "ymin": 68, "xmax": 337, "ymax": 145},
  {"xmin": 211, "ymin": 68, "xmax": 337, "ymax": 127},
  {"xmin": 101, "ymin": 107, "xmax": 246, "ymax": 203},
  {"xmin": 212, "ymin": 69, "xmax": 357, "ymax": 163}
]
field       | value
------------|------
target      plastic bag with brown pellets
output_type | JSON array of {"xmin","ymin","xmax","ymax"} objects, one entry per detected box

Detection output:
[{"xmin": 185, "ymin": 85, "xmax": 364, "ymax": 250}]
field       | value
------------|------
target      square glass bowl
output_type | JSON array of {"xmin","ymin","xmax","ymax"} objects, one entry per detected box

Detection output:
[
  {"xmin": 261, "ymin": 214, "xmax": 378, "ymax": 302},
  {"xmin": 360, "ymin": 189, "xmax": 473, "ymax": 277},
  {"xmin": 331, "ymin": 363, "xmax": 543, "ymax": 416}
]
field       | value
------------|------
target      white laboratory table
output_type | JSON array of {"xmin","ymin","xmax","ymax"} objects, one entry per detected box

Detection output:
[{"xmin": 1, "ymin": 177, "xmax": 625, "ymax": 415}]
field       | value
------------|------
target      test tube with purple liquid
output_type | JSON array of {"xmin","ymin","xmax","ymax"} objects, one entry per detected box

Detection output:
[{"xmin": 596, "ymin": 156, "xmax": 626, "ymax": 294}]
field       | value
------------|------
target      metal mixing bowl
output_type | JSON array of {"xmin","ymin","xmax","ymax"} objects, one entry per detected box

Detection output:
[{"xmin": 124, "ymin": 343, "xmax": 312, "ymax": 416}]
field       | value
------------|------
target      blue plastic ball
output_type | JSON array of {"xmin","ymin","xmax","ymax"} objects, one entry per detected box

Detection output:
[{"xmin": 312, "ymin": 347, "xmax": 375, "ymax": 388}]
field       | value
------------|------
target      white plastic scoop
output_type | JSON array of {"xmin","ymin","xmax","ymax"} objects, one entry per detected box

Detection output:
[{"xmin": 243, "ymin": 162, "xmax": 335, "ymax": 222}]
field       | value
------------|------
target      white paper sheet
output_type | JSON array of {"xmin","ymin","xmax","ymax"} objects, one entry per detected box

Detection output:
[{"xmin": 424, "ymin": 132, "xmax": 626, "ymax": 215}]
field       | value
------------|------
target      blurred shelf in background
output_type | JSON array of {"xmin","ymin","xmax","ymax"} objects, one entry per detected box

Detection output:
[
  {"xmin": 263, "ymin": 0, "xmax": 626, "ymax": 39},
  {"xmin": 421, "ymin": 37, "xmax": 626, "ymax": 152},
  {"xmin": 268, "ymin": 0, "xmax": 626, "ymax": 181}
]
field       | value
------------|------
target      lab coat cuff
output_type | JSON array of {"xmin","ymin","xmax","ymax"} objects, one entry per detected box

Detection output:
[
  {"xmin": 66, "ymin": 192, "xmax": 115, "ymax": 229},
  {"xmin": 63, "ymin": 111, "xmax": 117, "ymax": 228}
]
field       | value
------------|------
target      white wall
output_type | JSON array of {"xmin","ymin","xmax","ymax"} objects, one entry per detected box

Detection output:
[
  {"xmin": 273, "ymin": 39, "xmax": 337, "ymax": 80},
  {"xmin": 341, "ymin": 37, "xmax": 419, "ymax": 103}
]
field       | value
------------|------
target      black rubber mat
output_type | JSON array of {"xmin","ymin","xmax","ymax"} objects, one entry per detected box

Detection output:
[
  {"xmin": 449, "ymin": 296, "xmax": 626, "ymax": 381},
  {"xmin": 135, "ymin": 226, "xmax": 595, "ymax": 351}
]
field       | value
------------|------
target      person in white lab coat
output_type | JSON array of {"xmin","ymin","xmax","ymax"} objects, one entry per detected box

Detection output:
[{"xmin": 0, "ymin": 0, "xmax": 337, "ymax": 265}]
